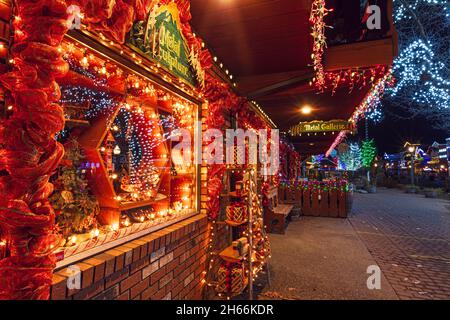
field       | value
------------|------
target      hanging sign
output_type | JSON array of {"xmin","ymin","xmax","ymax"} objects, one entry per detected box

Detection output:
[
  {"xmin": 127, "ymin": 3, "xmax": 203, "ymax": 87},
  {"xmin": 290, "ymin": 120, "xmax": 353, "ymax": 136}
]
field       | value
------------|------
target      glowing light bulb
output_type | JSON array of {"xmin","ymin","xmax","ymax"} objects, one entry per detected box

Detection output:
[
  {"xmin": 113, "ymin": 145, "xmax": 121, "ymax": 155},
  {"xmin": 81, "ymin": 56, "xmax": 89, "ymax": 67},
  {"xmin": 301, "ymin": 105, "xmax": 312, "ymax": 115},
  {"xmin": 90, "ymin": 229, "xmax": 100, "ymax": 238}
]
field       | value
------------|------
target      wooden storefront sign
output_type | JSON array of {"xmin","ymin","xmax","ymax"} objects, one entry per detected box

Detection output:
[{"xmin": 290, "ymin": 120, "xmax": 354, "ymax": 136}]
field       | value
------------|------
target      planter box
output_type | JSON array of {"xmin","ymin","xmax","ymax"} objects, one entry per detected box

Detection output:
[{"xmin": 278, "ymin": 183, "xmax": 351, "ymax": 219}]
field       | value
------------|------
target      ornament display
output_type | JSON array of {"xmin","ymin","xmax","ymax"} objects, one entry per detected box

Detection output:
[
  {"xmin": 216, "ymin": 262, "xmax": 247, "ymax": 296},
  {"xmin": 232, "ymin": 237, "xmax": 249, "ymax": 257},
  {"xmin": 226, "ymin": 203, "xmax": 248, "ymax": 226},
  {"xmin": 41, "ymin": 24, "xmax": 198, "ymax": 274}
]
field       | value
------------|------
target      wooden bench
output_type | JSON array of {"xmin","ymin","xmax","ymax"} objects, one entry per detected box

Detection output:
[{"xmin": 264, "ymin": 187, "xmax": 294, "ymax": 234}]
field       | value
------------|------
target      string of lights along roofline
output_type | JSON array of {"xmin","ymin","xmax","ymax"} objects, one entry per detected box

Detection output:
[
  {"xmin": 72, "ymin": 26, "xmax": 204, "ymax": 100},
  {"xmin": 199, "ymin": 37, "xmax": 278, "ymax": 129}
]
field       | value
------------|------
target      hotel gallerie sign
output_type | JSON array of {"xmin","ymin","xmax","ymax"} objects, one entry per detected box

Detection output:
[
  {"xmin": 290, "ymin": 120, "xmax": 353, "ymax": 136},
  {"xmin": 127, "ymin": 3, "xmax": 204, "ymax": 87}
]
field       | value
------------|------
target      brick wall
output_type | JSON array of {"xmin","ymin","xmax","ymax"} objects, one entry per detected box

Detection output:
[{"xmin": 51, "ymin": 214, "xmax": 210, "ymax": 300}]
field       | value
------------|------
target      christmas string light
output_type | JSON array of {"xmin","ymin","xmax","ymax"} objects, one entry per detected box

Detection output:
[
  {"xmin": 339, "ymin": 142, "xmax": 362, "ymax": 171},
  {"xmin": 60, "ymin": 85, "xmax": 118, "ymax": 120},
  {"xmin": 59, "ymin": 40, "xmax": 198, "ymax": 206},
  {"xmin": 326, "ymin": 131, "xmax": 347, "ymax": 158},
  {"xmin": 326, "ymin": 71, "xmax": 393, "ymax": 157},
  {"xmin": 386, "ymin": 0, "xmax": 450, "ymax": 130},
  {"xmin": 350, "ymin": 71, "xmax": 394, "ymax": 124},
  {"xmin": 394, "ymin": 0, "xmax": 449, "ymax": 22},
  {"xmin": 280, "ymin": 179, "xmax": 350, "ymax": 192},
  {"xmin": 309, "ymin": 0, "xmax": 333, "ymax": 90},
  {"xmin": 317, "ymin": 66, "xmax": 388, "ymax": 95},
  {"xmin": 365, "ymin": 107, "xmax": 383, "ymax": 123},
  {"xmin": 387, "ymin": 39, "xmax": 449, "ymax": 110},
  {"xmin": 111, "ymin": 106, "xmax": 163, "ymax": 200},
  {"xmin": 361, "ymin": 139, "xmax": 377, "ymax": 168},
  {"xmin": 309, "ymin": 1, "xmax": 387, "ymax": 94}
]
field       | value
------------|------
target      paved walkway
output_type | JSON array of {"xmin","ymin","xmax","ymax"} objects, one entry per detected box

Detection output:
[
  {"xmin": 261, "ymin": 217, "xmax": 398, "ymax": 300},
  {"xmin": 350, "ymin": 188, "xmax": 450, "ymax": 300},
  {"xmin": 262, "ymin": 188, "xmax": 450, "ymax": 300}
]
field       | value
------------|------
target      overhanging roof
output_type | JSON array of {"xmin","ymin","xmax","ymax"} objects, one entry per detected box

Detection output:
[{"xmin": 191, "ymin": 0, "xmax": 396, "ymax": 156}]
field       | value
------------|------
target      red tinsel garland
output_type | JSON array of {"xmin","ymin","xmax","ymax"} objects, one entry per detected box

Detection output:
[
  {"xmin": 279, "ymin": 142, "xmax": 301, "ymax": 181},
  {"xmin": 0, "ymin": 0, "xmax": 70, "ymax": 299},
  {"xmin": 203, "ymin": 74, "xmax": 243, "ymax": 220}
]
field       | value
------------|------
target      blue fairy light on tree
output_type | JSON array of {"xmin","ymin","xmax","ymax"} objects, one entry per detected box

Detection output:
[{"xmin": 385, "ymin": 0, "xmax": 450, "ymax": 130}]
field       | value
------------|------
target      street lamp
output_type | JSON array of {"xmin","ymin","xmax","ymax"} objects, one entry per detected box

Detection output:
[
  {"xmin": 300, "ymin": 105, "xmax": 312, "ymax": 115},
  {"xmin": 404, "ymin": 143, "xmax": 419, "ymax": 186}
]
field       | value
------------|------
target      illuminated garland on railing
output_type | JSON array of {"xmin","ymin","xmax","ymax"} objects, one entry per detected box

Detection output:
[
  {"xmin": 279, "ymin": 179, "xmax": 349, "ymax": 192},
  {"xmin": 312, "ymin": 65, "xmax": 388, "ymax": 95}
]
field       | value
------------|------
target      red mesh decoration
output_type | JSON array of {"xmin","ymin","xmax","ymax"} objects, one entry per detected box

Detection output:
[{"xmin": 0, "ymin": 0, "xmax": 70, "ymax": 299}]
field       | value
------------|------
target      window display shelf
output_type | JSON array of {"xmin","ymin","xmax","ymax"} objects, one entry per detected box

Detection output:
[
  {"xmin": 119, "ymin": 193, "xmax": 168, "ymax": 211},
  {"xmin": 55, "ymin": 209, "xmax": 198, "ymax": 269},
  {"xmin": 219, "ymin": 245, "xmax": 247, "ymax": 263}
]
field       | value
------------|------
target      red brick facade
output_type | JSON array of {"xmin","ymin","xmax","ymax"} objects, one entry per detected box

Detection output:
[{"xmin": 51, "ymin": 215, "xmax": 210, "ymax": 300}]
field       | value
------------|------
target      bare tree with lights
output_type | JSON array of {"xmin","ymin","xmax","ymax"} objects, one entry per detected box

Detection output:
[{"xmin": 383, "ymin": 0, "xmax": 450, "ymax": 131}]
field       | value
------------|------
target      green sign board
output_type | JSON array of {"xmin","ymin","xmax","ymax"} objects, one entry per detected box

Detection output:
[
  {"xmin": 290, "ymin": 120, "xmax": 353, "ymax": 136},
  {"xmin": 127, "ymin": 3, "xmax": 197, "ymax": 86}
]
